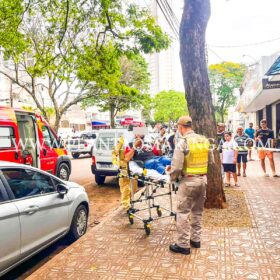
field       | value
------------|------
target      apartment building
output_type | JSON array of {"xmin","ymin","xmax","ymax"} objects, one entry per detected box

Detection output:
[{"xmin": 145, "ymin": 0, "xmax": 184, "ymax": 96}]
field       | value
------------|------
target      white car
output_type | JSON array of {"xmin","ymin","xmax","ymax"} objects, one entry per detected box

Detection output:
[
  {"xmin": 67, "ymin": 131, "xmax": 98, "ymax": 159},
  {"xmin": 91, "ymin": 129, "xmax": 128, "ymax": 184},
  {"xmin": 0, "ymin": 161, "xmax": 89, "ymax": 277}
]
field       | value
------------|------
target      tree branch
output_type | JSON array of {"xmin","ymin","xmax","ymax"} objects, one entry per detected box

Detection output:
[
  {"xmin": 58, "ymin": 0, "xmax": 70, "ymax": 51},
  {"xmin": 60, "ymin": 94, "xmax": 92, "ymax": 116}
]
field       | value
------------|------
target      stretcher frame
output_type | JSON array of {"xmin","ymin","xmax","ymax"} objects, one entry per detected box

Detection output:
[{"xmin": 120, "ymin": 163, "xmax": 176, "ymax": 235}]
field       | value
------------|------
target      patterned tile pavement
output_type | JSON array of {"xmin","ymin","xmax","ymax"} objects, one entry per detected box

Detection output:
[{"xmin": 27, "ymin": 154, "xmax": 280, "ymax": 280}]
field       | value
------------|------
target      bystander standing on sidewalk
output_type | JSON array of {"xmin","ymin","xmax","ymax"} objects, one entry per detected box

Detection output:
[
  {"xmin": 217, "ymin": 123, "xmax": 226, "ymax": 178},
  {"xmin": 155, "ymin": 125, "xmax": 168, "ymax": 155},
  {"xmin": 245, "ymin": 122, "xmax": 255, "ymax": 160},
  {"xmin": 256, "ymin": 119, "xmax": 279, "ymax": 177},
  {"xmin": 167, "ymin": 125, "xmax": 177, "ymax": 156},
  {"xmin": 234, "ymin": 126, "xmax": 250, "ymax": 177},
  {"xmin": 222, "ymin": 131, "xmax": 239, "ymax": 187},
  {"xmin": 217, "ymin": 123, "xmax": 225, "ymax": 151}
]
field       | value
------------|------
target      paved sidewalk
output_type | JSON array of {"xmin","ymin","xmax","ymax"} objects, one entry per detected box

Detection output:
[{"xmin": 28, "ymin": 155, "xmax": 280, "ymax": 280}]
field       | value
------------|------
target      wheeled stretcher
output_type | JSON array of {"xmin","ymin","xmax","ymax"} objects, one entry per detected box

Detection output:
[{"xmin": 121, "ymin": 161, "xmax": 177, "ymax": 235}]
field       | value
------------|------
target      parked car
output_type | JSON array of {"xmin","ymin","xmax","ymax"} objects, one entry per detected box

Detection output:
[
  {"xmin": 0, "ymin": 161, "xmax": 89, "ymax": 277},
  {"xmin": 0, "ymin": 106, "xmax": 71, "ymax": 180},
  {"xmin": 91, "ymin": 129, "xmax": 127, "ymax": 185},
  {"xmin": 66, "ymin": 131, "xmax": 98, "ymax": 159}
]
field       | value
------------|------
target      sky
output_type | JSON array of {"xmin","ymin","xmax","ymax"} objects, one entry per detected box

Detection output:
[{"xmin": 207, "ymin": 0, "xmax": 280, "ymax": 65}]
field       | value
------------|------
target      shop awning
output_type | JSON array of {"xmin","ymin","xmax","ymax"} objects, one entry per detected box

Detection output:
[
  {"xmin": 265, "ymin": 56, "xmax": 280, "ymax": 76},
  {"xmin": 92, "ymin": 121, "xmax": 109, "ymax": 127},
  {"xmin": 244, "ymin": 87, "xmax": 280, "ymax": 112},
  {"xmin": 120, "ymin": 120, "xmax": 144, "ymax": 126}
]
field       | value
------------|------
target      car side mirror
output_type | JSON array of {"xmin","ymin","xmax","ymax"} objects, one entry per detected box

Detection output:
[{"xmin": 57, "ymin": 183, "xmax": 68, "ymax": 198}]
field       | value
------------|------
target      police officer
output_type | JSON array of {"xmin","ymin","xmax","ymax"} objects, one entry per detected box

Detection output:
[
  {"xmin": 167, "ymin": 116, "xmax": 209, "ymax": 255},
  {"xmin": 112, "ymin": 126, "xmax": 137, "ymax": 210}
]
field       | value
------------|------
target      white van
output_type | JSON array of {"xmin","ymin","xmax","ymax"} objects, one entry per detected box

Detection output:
[{"xmin": 91, "ymin": 129, "xmax": 128, "ymax": 185}]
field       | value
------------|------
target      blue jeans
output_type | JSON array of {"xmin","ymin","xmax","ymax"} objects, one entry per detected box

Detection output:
[{"xmin": 144, "ymin": 156, "xmax": 171, "ymax": 174}]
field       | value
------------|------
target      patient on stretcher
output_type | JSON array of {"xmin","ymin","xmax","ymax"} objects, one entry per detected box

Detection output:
[{"xmin": 124, "ymin": 134, "xmax": 171, "ymax": 175}]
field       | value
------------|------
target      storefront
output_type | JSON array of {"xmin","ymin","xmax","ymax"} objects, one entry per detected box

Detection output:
[
  {"xmin": 120, "ymin": 117, "xmax": 145, "ymax": 127},
  {"xmin": 237, "ymin": 54, "xmax": 280, "ymax": 135}
]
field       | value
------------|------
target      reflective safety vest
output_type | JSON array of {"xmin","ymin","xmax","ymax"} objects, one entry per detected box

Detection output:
[
  {"xmin": 112, "ymin": 136, "xmax": 127, "ymax": 170},
  {"xmin": 183, "ymin": 134, "xmax": 210, "ymax": 175}
]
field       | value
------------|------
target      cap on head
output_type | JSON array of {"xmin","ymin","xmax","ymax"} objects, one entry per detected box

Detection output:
[{"xmin": 177, "ymin": 116, "xmax": 192, "ymax": 126}]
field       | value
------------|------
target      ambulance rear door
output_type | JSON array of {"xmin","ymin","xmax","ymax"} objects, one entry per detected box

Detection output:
[
  {"xmin": 0, "ymin": 107, "xmax": 21, "ymax": 164},
  {"xmin": 15, "ymin": 112, "xmax": 39, "ymax": 168}
]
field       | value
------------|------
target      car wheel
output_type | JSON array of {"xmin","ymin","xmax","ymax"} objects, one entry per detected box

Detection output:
[
  {"xmin": 95, "ymin": 175, "xmax": 106, "ymax": 185},
  {"xmin": 72, "ymin": 153, "xmax": 80, "ymax": 159},
  {"xmin": 67, "ymin": 205, "xmax": 88, "ymax": 242},
  {"xmin": 57, "ymin": 163, "xmax": 70, "ymax": 181}
]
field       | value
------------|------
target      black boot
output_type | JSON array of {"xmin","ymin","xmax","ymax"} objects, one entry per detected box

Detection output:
[
  {"xmin": 190, "ymin": 240, "xmax": 201, "ymax": 248},
  {"xmin": 169, "ymin": 244, "xmax": 190, "ymax": 255}
]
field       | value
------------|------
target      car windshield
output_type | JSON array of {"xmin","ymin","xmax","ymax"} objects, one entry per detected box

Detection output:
[{"xmin": 82, "ymin": 133, "xmax": 96, "ymax": 139}]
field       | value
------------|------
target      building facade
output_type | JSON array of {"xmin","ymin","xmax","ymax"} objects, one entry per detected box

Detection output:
[
  {"xmin": 145, "ymin": 0, "xmax": 184, "ymax": 96},
  {"xmin": 237, "ymin": 53, "xmax": 280, "ymax": 136}
]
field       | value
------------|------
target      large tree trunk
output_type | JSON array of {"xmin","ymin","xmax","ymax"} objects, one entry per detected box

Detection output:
[{"xmin": 180, "ymin": 0, "xmax": 226, "ymax": 208}]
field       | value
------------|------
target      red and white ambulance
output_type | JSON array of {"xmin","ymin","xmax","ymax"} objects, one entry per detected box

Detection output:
[{"xmin": 0, "ymin": 106, "xmax": 71, "ymax": 180}]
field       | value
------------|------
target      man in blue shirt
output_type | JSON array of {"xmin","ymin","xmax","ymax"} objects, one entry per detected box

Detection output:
[{"xmin": 245, "ymin": 123, "xmax": 255, "ymax": 161}]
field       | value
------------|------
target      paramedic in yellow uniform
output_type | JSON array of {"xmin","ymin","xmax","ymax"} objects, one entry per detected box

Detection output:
[
  {"xmin": 168, "ymin": 116, "xmax": 209, "ymax": 255},
  {"xmin": 112, "ymin": 129, "xmax": 137, "ymax": 210}
]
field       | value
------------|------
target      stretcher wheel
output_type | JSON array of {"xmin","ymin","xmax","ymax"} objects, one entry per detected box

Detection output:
[
  {"xmin": 144, "ymin": 223, "xmax": 151, "ymax": 235},
  {"xmin": 157, "ymin": 208, "xmax": 162, "ymax": 217},
  {"xmin": 128, "ymin": 214, "xmax": 134, "ymax": 224}
]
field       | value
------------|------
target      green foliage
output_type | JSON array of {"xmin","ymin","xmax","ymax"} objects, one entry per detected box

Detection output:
[
  {"xmin": 79, "ymin": 44, "xmax": 151, "ymax": 126},
  {"xmin": 0, "ymin": 0, "xmax": 28, "ymax": 56},
  {"xmin": 209, "ymin": 62, "xmax": 246, "ymax": 123},
  {"xmin": 0, "ymin": 0, "xmax": 170, "ymax": 130},
  {"xmin": 153, "ymin": 90, "xmax": 188, "ymax": 123}
]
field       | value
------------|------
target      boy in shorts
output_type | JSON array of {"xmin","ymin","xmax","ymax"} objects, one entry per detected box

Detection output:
[{"xmin": 222, "ymin": 131, "xmax": 239, "ymax": 187}]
